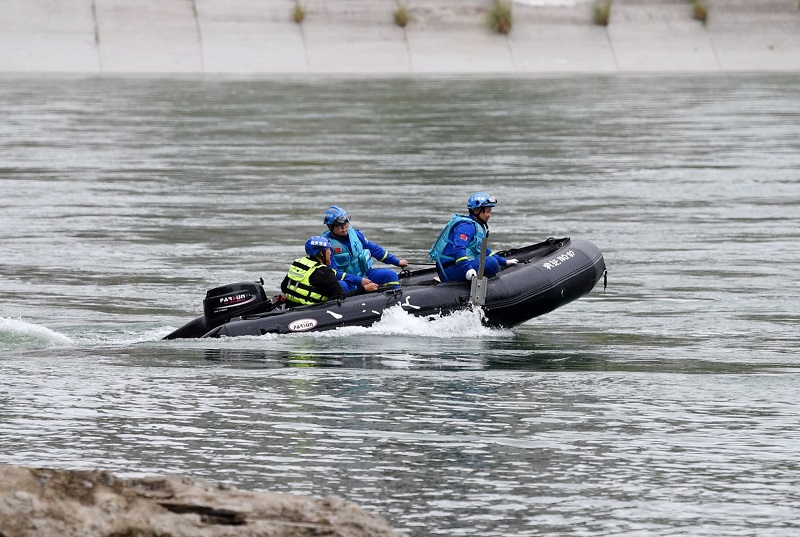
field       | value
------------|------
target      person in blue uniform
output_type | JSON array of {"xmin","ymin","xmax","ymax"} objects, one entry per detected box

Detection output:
[
  {"xmin": 322, "ymin": 206, "xmax": 409, "ymax": 293},
  {"xmin": 281, "ymin": 236, "xmax": 378, "ymax": 306},
  {"xmin": 429, "ymin": 192, "xmax": 518, "ymax": 282}
]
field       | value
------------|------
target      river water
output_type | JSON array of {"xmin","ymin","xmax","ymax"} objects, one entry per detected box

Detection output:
[{"xmin": 1, "ymin": 74, "xmax": 799, "ymax": 536}]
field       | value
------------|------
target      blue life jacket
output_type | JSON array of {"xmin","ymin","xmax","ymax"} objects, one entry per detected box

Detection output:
[
  {"xmin": 429, "ymin": 214, "xmax": 487, "ymax": 265},
  {"xmin": 324, "ymin": 228, "xmax": 373, "ymax": 276}
]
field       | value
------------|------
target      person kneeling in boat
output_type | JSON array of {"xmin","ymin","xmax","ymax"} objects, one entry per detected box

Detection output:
[
  {"xmin": 429, "ymin": 192, "xmax": 519, "ymax": 282},
  {"xmin": 322, "ymin": 205, "xmax": 409, "ymax": 292},
  {"xmin": 282, "ymin": 236, "xmax": 379, "ymax": 306}
]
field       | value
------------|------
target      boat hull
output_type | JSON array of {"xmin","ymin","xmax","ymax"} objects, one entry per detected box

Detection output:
[{"xmin": 164, "ymin": 237, "xmax": 605, "ymax": 339}]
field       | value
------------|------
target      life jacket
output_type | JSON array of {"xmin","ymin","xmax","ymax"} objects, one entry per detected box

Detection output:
[
  {"xmin": 284, "ymin": 256, "xmax": 329, "ymax": 305},
  {"xmin": 324, "ymin": 228, "xmax": 373, "ymax": 276},
  {"xmin": 429, "ymin": 214, "xmax": 487, "ymax": 265}
]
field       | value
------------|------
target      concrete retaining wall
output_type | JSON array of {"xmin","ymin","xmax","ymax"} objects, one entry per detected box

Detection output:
[{"xmin": 1, "ymin": 0, "xmax": 799, "ymax": 74}]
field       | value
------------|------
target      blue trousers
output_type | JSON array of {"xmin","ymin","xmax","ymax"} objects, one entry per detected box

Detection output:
[
  {"xmin": 338, "ymin": 267, "xmax": 401, "ymax": 293},
  {"xmin": 438, "ymin": 256, "xmax": 500, "ymax": 282}
]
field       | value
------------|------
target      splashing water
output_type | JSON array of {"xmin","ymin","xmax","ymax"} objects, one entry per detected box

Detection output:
[
  {"xmin": 0, "ymin": 317, "xmax": 72, "ymax": 350},
  {"xmin": 313, "ymin": 304, "xmax": 513, "ymax": 339}
]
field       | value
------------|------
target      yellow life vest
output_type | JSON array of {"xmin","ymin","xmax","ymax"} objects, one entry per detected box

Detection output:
[{"xmin": 285, "ymin": 256, "xmax": 329, "ymax": 305}]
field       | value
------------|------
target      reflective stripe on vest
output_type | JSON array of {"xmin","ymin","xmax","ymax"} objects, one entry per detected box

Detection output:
[
  {"xmin": 285, "ymin": 256, "xmax": 329, "ymax": 305},
  {"xmin": 429, "ymin": 214, "xmax": 486, "ymax": 264},
  {"xmin": 324, "ymin": 228, "xmax": 373, "ymax": 276}
]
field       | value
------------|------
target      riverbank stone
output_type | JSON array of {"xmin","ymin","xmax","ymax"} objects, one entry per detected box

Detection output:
[{"xmin": 0, "ymin": 464, "xmax": 405, "ymax": 537}]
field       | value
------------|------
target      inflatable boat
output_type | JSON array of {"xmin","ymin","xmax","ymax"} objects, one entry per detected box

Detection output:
[{"xmin": 164, "ymin": 237, "xmax": 606, "ymax": 339}]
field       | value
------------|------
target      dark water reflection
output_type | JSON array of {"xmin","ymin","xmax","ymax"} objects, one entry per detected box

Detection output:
[{"xmin": 1, "ymin": 74, "xmax": 799, "ymax": 536}]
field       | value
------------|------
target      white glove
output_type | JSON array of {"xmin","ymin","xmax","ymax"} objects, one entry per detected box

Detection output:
[
  {"xmin": 506, "ymin": 259, "xmax": 519, "ymax": 266},
  {"xmin": 465, "ymin": 268, "xmax": 477, "ymax": 281}
]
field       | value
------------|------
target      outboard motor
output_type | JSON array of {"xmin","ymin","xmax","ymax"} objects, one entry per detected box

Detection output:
[
  {"xmin": 163, "ymin": 281, "xmax": 274, "ymax": 340},
  {"xmin": 203, "ymin": 281, "xmax": 270, "ymax": 329}
]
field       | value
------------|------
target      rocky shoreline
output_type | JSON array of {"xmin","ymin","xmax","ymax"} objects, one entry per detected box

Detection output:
[{"xmin": 0, "ymin": 464, "xmax": 405, "ymax": 537}]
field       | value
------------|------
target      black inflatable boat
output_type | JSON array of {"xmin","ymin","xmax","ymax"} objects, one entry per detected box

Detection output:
[{"xmin": 164, "ymin": 237, "xmax": 606, "ymax": 339}]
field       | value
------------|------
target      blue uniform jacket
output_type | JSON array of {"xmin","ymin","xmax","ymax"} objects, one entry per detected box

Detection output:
[
  {"xmin": 329, "ymin": 228, "xmax": 401, "ymax": 284},
  {"xmin": 443, "ymin": 217, "xmax": 508, "ymax": 272}
]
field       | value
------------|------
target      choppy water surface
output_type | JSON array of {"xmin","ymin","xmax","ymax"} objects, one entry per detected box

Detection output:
[{"xmin": 1, "ymin": 74, "xmax": 799, "ymax": 536}]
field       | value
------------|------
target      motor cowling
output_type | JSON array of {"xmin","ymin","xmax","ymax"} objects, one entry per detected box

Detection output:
[{"xmin": 203, "ymin": 281, "xmax": 270, "ymax": 328}]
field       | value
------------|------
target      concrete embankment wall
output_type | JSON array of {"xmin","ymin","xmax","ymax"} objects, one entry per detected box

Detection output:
[{"xmin": 1, "ymin": 0, "xmax": 799, "ymax": 74}]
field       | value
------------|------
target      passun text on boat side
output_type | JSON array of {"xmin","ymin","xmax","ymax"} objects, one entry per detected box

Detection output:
[{"xmin": 288, "ymin": 318, "xmax": 319, "ymax": 332}]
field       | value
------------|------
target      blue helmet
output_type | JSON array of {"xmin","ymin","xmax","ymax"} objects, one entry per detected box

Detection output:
[
  {"xmin": 323, "ymin": 206, "xmax": 350, "ymax": 226},
  {"xmin": 467, "ymin": 192, "xmax": 498, "ymax": 211},
  {"xmin": 305, "ymin": 235, "xmax": 331, "ymax": 257}
]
